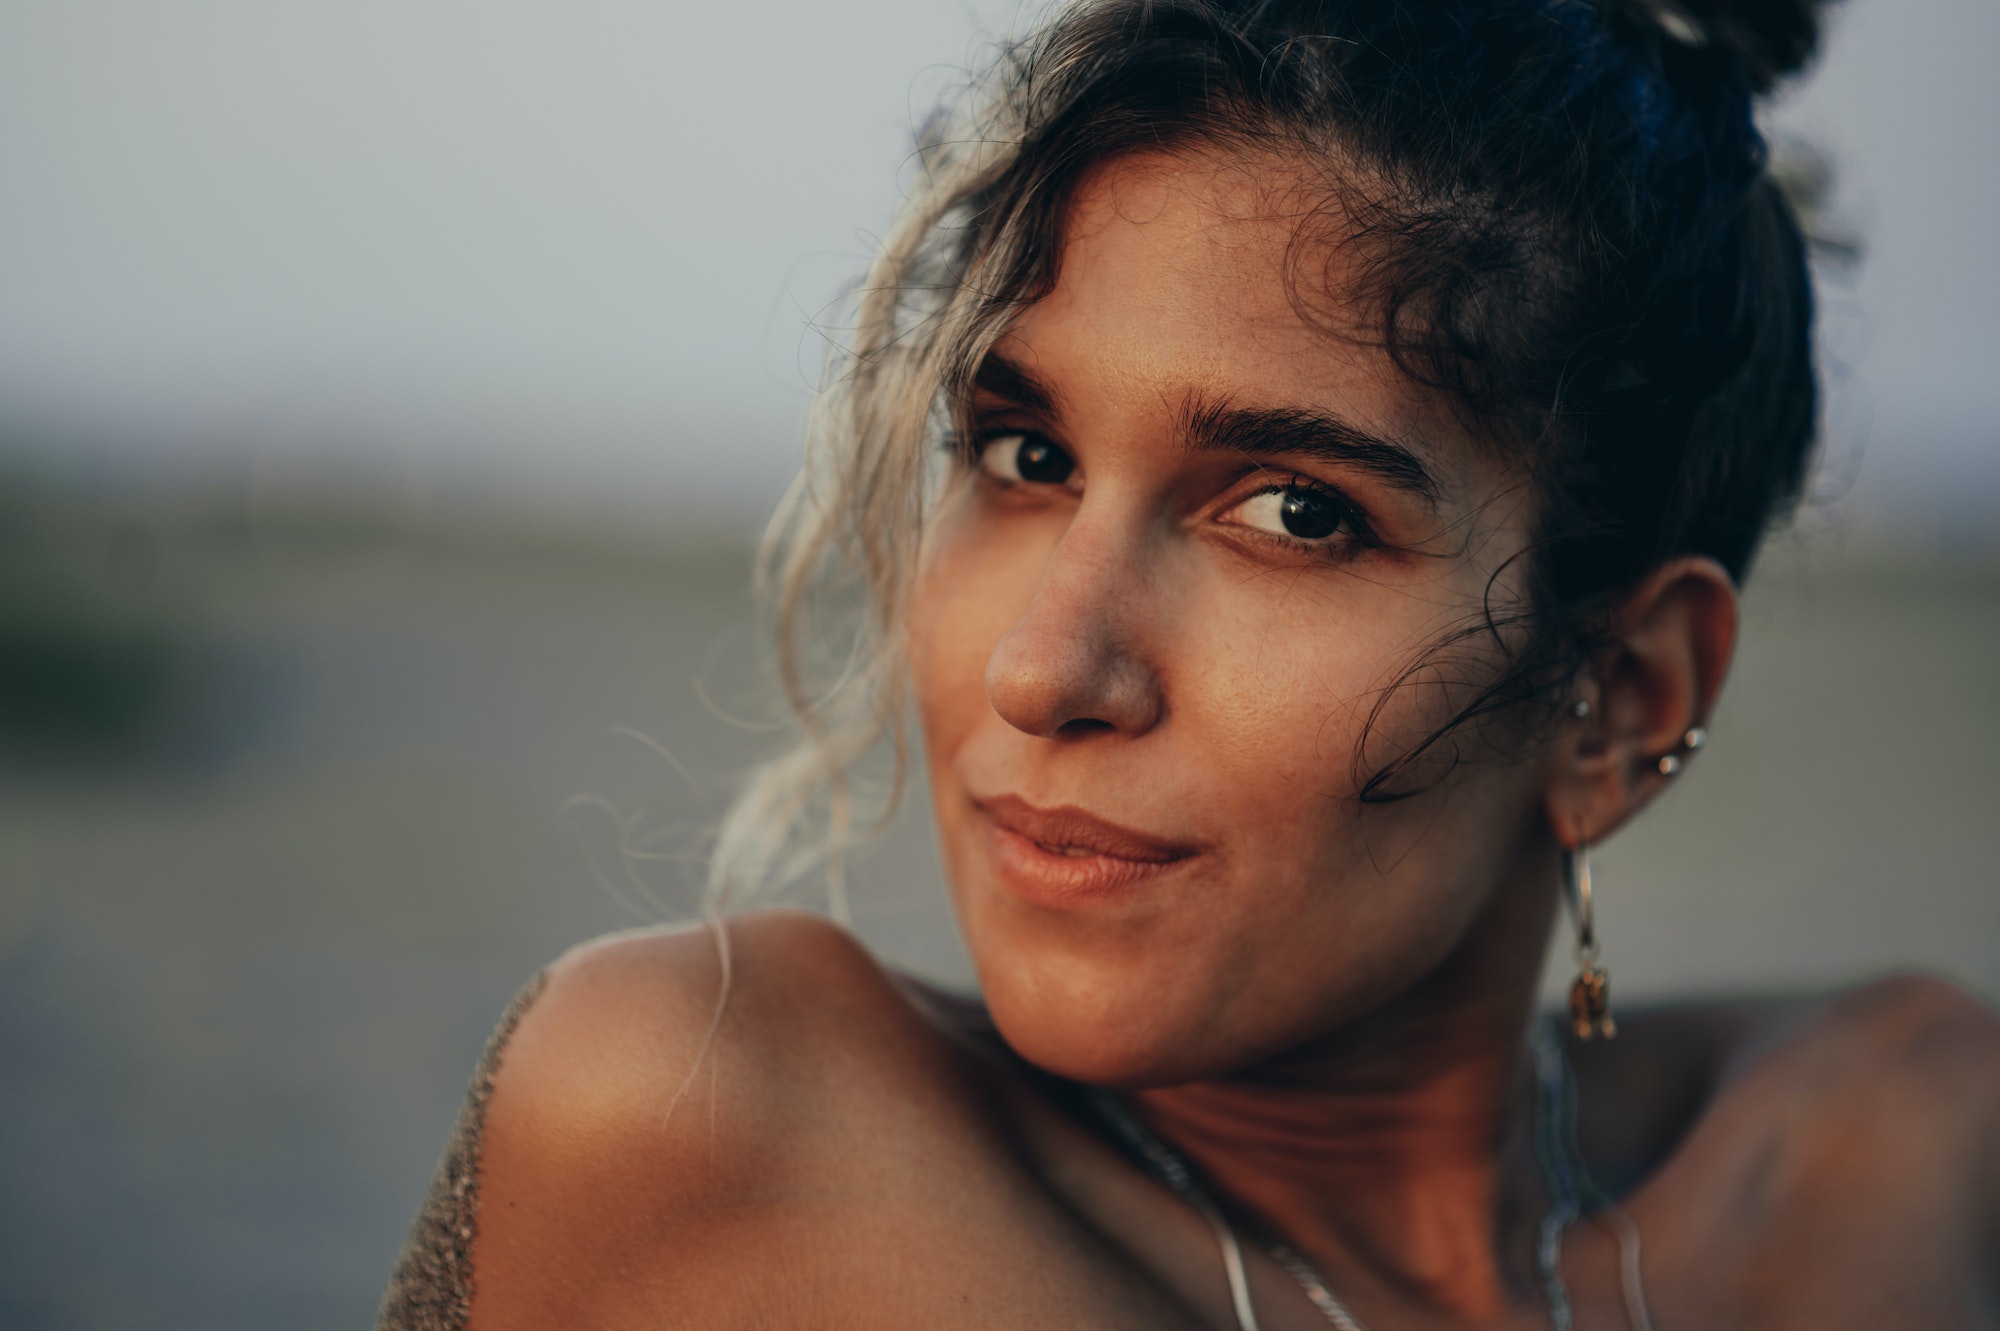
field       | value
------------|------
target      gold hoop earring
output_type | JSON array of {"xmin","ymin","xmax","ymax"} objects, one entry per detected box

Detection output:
[{"xmin": 1562, "ymin": 841, "xmax": 1617, "ymax": 1040}]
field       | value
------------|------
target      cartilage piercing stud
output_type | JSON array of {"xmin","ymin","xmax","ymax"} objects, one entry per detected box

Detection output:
[
  {"xmin": 1656, "ymin": 753, "xmax": 1682, "ymax": 777},
  {"xmin": 1683, "ymin": 725, "xmax": 1707, "ymax": 751}
]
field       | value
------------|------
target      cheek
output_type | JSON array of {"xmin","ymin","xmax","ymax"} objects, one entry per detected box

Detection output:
[
  {"xmin": 1103, "ymin": 571, "xmax": 1526, "ymax": 1042},
  {"xmin": 1192, "ymin": 566, "xmax": 1525, "ymax": 912},
  {"xmin": 1197, "ymin": 547, "xmax": 1525, "ymax": 814},
  {"xmin": 1166, "ymin": 565, "xmax": 1417, "ymax": 804}
]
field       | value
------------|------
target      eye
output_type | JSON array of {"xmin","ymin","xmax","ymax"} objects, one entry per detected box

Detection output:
[
  {"xmin": 1222, "ymin": 481, "xmax": 1361, "ymax": 545},
  {"xmin": 977, "ymin": 432, "xmax": 1077, "ymax": 487}
]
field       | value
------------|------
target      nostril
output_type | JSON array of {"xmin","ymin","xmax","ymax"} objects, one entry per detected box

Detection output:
[{"xmin": 982, "ymin": 564, "xmax": 1164, "ymax": 739}]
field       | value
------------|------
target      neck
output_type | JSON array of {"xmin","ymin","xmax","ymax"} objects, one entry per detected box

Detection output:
[{"xmin": 1132, "ymin": 847, "xmax": 1562, "ymax": 1319}]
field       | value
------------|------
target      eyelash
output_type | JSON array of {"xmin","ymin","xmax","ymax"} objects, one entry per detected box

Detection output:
[
  {"xmin": 965, "ymin": 430, "xmax": 1384, "ymax": 564},
  {"xmin": 1233, "ymin": 474, "xmax": 1382, "ymax": 563}
]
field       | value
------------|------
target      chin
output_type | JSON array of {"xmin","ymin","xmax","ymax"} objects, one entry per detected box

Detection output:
[
  {"xmin": 965, "ymin": 925, "xmax": 1247, "ymax": 1088},
  {"xmin": 990, "ymin": 996, "xmax": 1190, "ymax": 1087}
]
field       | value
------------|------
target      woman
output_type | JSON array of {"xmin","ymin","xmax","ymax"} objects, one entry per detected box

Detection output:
[{"xmin": 381, "ymin": 1, "xmax": 1999, "ymax": 1326}]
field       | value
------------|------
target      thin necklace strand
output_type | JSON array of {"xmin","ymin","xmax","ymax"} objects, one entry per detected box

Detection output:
[
  {"xmin": 1531, "ymin": 1017, "xmax": 1585, "ymax": 1331},
  {"xmin": 1089, "ymin": 1018, "xmax": 1653, "ymax": 1331},
  {"xmin": 1533, "ymin": 1019, "xmax": 1658, "ymax": 1331}
]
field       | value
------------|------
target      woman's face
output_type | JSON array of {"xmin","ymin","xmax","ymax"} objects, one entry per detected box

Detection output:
[{"xmin": 909, "ymin": 153, "xmax": 1554, "ymax": 1086}]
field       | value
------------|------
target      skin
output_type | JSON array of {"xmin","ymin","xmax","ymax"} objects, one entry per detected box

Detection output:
[{"xmin": 458, "ymin": 154, "xmax": 2000, "ymax": 1329}]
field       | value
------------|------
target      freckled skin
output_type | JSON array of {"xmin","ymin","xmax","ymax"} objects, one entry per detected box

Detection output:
[{"xmin": 454, "ymin": 153, "xmax": 2000, "ymax": 1331}]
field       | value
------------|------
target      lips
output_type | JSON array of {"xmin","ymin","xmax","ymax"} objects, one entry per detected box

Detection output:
[{"xmin": 973, "ymin": 794, "xmax": 1199, "ymax": 905}]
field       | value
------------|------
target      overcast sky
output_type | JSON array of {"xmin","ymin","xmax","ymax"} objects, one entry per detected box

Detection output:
[{"xmin": 0, "ymin": 0, "xmax": 1993, "ymax": 522}]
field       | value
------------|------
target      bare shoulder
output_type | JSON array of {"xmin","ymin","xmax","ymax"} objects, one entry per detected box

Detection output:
[
  {"xmin": 1721, "ymin": 974, "xmax": 2000, "ymax": 1149},
  {"xmin": 465, "ymin": 909, "xmax": 986, "ymax": 1329},
  {"xmin": 1631, "ymin": 973, "xmax": 2000, "ymax": 1317},
  {"xmin": 1586, "ymin": 974, "xmax": 2000, "ymax": 1172},
  {"xmin": 490, "ymin": 908, "xmax": 948, "ymax": 1135}
]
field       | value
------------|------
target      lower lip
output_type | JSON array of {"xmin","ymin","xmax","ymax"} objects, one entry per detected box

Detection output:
[{"xmin": 980, "ymin": 819, "xmax": 1194, "ymax": 908}]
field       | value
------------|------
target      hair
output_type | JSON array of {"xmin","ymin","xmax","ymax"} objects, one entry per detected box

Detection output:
[{"xmin": 705, "ymin": 0, "xmax": 1831, "ymax": 912}]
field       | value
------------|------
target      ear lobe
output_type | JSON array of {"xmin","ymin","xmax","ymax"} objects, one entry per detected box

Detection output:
[{"xmin": 1545, "ymin": 556, "xmax": 1739, "ymax": 846}]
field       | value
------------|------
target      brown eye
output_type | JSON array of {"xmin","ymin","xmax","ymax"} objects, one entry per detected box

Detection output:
[
  {"xmin": 1221, "ymin": 482, "xmax": 1361, "ymax": 546},
  {"xmin": 1278, "ymin": 485, "xmax": 1345, "ymax": 539},
  {"xmin": 979, "ymin": 432, "xmax": 1076, "ymax": 487}
]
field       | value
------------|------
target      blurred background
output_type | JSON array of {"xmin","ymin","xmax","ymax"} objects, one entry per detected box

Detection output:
[{"xmin": 0, "ymin": 1, "xmax": 1994, "ymax": 1327}]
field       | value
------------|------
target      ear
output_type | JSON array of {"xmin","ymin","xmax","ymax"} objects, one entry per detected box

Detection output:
[{"xmin": 1544, "ymin": 556, "xmax": 1739, "ymax": 847}]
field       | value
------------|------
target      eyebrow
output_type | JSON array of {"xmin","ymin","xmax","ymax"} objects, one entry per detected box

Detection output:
[
  {"xmin": 972, "ymin": 349, "xmax": 1061, "ymax": 416},
  {"xmin": 974, "ymin": 349, "xmax": 1444, "ymax": 508},
  {"xmin": 1179, "ymin": 392, "xmax": 1444, "ymax": 508}
]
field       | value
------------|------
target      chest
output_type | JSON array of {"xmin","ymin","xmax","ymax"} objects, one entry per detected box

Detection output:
[{"xmin": 718, "ymin": 1167, "xmax": 1217, "ymax": 1331}]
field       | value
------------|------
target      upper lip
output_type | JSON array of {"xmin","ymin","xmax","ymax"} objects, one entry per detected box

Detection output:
[{"xmin": 975, "ymin": 794, "xmax": 1199, "ymax": 863}]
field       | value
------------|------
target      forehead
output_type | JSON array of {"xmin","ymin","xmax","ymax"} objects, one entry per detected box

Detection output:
[{"xmin": 1002, "ymin": 150, "xmax": 1427, "ymax": 438}]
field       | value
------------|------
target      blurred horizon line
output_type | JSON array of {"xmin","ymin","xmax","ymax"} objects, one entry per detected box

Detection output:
[{"xmin": 5, "ymin": 404, "xmax": 1997, "ymax": 563}]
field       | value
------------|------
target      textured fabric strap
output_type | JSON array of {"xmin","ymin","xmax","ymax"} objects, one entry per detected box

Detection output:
[{"xmin": 375, "ymin": 969, "xmax": 549, "ymax": 1331}]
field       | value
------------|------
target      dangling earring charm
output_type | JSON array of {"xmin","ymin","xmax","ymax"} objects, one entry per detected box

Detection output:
[{"xmin": 1562, "ymin": 841, "xmax": 1617, "ymax": 1040}]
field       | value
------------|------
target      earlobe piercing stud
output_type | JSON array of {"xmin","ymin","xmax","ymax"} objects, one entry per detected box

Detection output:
[
  {"xmin": 1570, "ymin": 699, "xmax": 1593, "ymax": 720},
  {"xmin": 1683, "ymin": 725, "xmax": 1707, "ymax": 751},
  {"xmin": 1656, "ymin": 754, "xmax": 1682, "ymax": 776}
]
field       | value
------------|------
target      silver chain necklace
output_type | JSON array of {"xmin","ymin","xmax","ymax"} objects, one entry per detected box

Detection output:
[{"xmin": 1086, "ymin": 1019, "xmax": 1621, "ymax": 1331}]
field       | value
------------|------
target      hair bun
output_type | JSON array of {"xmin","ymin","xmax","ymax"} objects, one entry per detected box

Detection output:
[{"xmin": 1644, "ymin": 0, "xmax": 1828, "ymax": 93}]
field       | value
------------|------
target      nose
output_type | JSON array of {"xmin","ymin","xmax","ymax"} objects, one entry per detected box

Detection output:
[{"xmin": 983, "ymin": 516, "xmax": 1164, "ymax": 739}]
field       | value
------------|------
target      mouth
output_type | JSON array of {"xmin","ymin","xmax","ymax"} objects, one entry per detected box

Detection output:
[{"xmin": 972, "ymin": 793, "xmax": 1200, "ymax": 905}]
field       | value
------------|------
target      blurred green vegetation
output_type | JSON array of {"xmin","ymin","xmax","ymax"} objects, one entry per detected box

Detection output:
[{"xmin": 0, "ymin": 489, "xmax": 183, "ymax": 755}]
